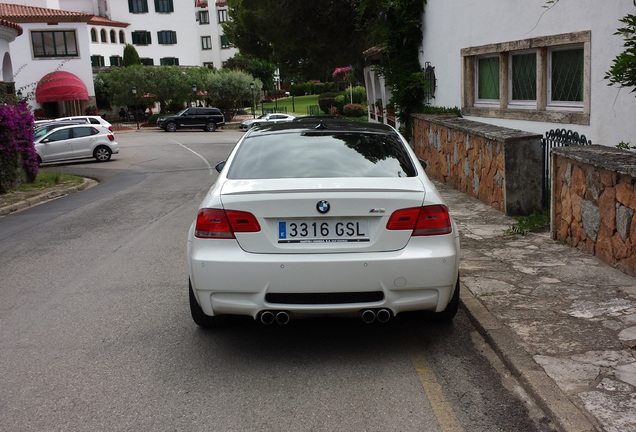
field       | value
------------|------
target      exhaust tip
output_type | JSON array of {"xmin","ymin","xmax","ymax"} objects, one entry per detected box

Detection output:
[
  {"xmin": 376, "ymin": 308, "xmax": 392, "ymax": 323},
  {"xmin": 260, "ymin": 310, "xmax": 276, "ymax": 325},
  {"xmin": 275, "ymin": 311, "xmax": 291, "ymax": 325},
  {"xmin": 361, "ymin": 309, "xmax": 376, "ymax": 324}
]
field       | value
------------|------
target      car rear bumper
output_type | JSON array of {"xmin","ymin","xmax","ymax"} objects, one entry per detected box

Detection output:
[{"xmin": 188, "ymin": 229, "xmax": 460, "ymax": 319}]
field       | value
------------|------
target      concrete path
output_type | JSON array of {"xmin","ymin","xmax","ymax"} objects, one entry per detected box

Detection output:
[{"xmin": 439, "ymin": 180, "xmax": 636, "ymax": 432}]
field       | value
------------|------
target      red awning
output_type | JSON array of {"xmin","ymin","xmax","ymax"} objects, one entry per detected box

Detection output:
[{"xmin": 35, "ymin": 71, "xmax": 89, "ymax": 103}]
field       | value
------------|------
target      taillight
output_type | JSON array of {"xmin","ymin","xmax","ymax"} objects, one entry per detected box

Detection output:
[
  {"xmin": 108, "ymin": 126, "xmax": 113, "ymax": 132},
  {"xmin": 195, "ymin": 209, "xmax": 260, "ymax": 239},
  {"xmin": 107, "ymin": 134, "xmax": 115, "ymax": 141},
  {"xmin": 387, "ymin": 205, "xmax": 452, "ymax": 236}
]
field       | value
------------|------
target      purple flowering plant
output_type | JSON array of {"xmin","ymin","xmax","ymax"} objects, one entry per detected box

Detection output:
[{"xmin": 0, "ymin": 100, "xmax": 37, "ymax": 192}]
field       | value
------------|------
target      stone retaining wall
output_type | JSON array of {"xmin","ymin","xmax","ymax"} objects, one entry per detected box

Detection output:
[
  {"xmin": 551, "ymin": 146, "xmax": 636, "ymax": 276},
  {"xmin": 412, "ymin": 114, "xmax": 543, "ymax": 216}
]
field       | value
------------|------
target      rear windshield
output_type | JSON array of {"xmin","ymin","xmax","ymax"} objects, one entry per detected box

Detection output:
[{"xmin": 227, "ymin": 132, "xmax": 416, "ymax": 179}]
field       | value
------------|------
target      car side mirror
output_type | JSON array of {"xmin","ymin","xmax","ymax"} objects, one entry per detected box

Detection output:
[
  {"xmin": 419, "ymin": 159, "xmax": 428, "ymax": 169},
  {"xmin": 215, "ymin": 161, "xmax": 226, "ymax": 173}
]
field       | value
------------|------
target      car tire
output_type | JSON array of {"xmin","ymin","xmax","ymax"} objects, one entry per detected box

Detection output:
[
  {"xmin": 189, "ymin": 280, "xmax": 225, "ymax": 328},
  {"xmin": 431, "ymin": 276, "xmax": 460, "ymax": 321},
  {"xmin": 204, "ymin": 122, "xmax": 217, "ymax": 132},
  {"xmin": 93, "ymin": 145, "xmax": 112, "ymax": 162},
  {"xmin": 165, "ymin": 122, "xmax": 177, "ymax": 132},
  {"xmin": 251, "ymin": 123, "xmax": 260, "ymax": 128},
  {"xmin": 36, "ymin": 155, "xmax": 42, "ymax": 165}
]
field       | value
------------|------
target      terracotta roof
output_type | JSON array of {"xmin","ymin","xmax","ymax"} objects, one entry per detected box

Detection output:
[
  {"xmin": 0, "ymin": 3, "xmax": 93, "ymax": 24},
  {"xmin": 0, "ymin": 17, "xmax": 22, "ymax": 36},
  {"xmin": 88, "ymin": 15, "xmax": 129, "ymax": 28}
]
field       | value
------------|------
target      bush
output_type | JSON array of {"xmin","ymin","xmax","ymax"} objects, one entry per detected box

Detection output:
[
  {"xmin": 334, "ymin": 95, "xmax": 346, "ymax": 114},
  {"xmin": 351, "ymin": 86, "xmax": 367, "ymax": 105},
  {"xmin": 0, "ymin": 102, "xmax": 37, "ymax": 193},
  {"xmin": 318, "ymin": 97, "xmax": 336, "ymax": 114},
  {"xmin": 342, "ymin": 104, "xmax": 366, "ymax": 117}
]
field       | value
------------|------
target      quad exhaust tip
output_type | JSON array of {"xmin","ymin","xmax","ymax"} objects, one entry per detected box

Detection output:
[
  {"xmin": 259, "ymin": 310, "xmax": 290, "ymax": 325},
  {"xmin": 361, "ymin": 308, "xmax": 392, "ymax": 324}
]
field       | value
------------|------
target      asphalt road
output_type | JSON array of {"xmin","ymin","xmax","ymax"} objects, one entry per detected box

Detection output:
[{"xmin": 0, "ymin": 129, "xmax": 554, "ymax": 431}]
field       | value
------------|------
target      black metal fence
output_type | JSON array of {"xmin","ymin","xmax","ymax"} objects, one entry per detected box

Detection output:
[{"xmin": 542, "ymin": 129, "xmax": 592, "ymax": 207}]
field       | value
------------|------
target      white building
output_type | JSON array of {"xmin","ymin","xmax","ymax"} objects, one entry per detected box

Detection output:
[
  {"xmin": 0, "ymin": 0, "xmax": 237, "ymax": 116},
  {"xmin": 366, "ymin": 0, "xmax": 635, "ymax": 147}
]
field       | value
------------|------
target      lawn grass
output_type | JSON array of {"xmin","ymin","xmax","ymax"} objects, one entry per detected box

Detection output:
[
  {"xmin": 259, "ymin": 94, "xmax": 320, "ymax": 116},
  {"xmin": 18, "ymin": 172, "xmax": 83, "ymax": 192}
]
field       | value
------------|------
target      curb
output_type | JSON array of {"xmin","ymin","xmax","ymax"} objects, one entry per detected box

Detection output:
[
  {"xmin": 0, "ymin": 178, "xmax": 97, "ymax": 217},
  {"xmin": 459, "ymin": 284, "xmax": 600, "ymax": 432}
]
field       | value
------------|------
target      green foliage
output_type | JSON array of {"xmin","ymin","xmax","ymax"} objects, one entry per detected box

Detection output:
[
  {"xmin": 351, "ymin": 86, "xmax": 367, "ymax": 104},
  {"xmin": 605, "ymin": 13, "xmax": 636, "ymax": 94},
  {"xmin": 358, "ymin": 0, "xmax": 428, "ymax": 139},
  {"xmin": 419, "ymin": 105, "xmax": 462, "ymax": 116},
  {"xmin": 18, "ymin": 172, "xmax": 82, "ymax": 191},
  {"xmin": 122, "ymin": 44, "xmax": 141, "ymax": 66},
  {"xmin": 224, "ymin": 0, "xmax": 373, "ymax": 81},
  {"xmin": 504, "ymin": 210, "xmax": 550, "ymax": 236},
  {"xmin": 318, "ymin": 97, "xmax": 337, "ymax": 114},
  {"xmin": 334, "ymin": 95, "xmax": 346, "ymax": 113},
  {"xmin": 206, "ymin": 69, "xmax": 262, "ymax": 112},
  {"xmin": 616, "ymin": 141, "xmax": 635, "ymax": 150},
  {"xmin": 343, "ymin": 103, "xmax": 366, "ymax": 117}
]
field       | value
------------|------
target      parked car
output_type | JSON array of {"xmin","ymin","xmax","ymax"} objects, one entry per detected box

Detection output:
[
  {"xmin": 35, "ymin": 124, "xmax": 118, "ymax": 164},
  {"xmin": 56, "ymin": 115, "xmax": 113, "ymax": 132},
  {"xmin": 239, "ymin": 113, "xmax": 296, "ymax": 129},
  {"xmin": 34, "ymin": 120, "xmax": 88, "ymax": 140},
  {"xmin": 187, "ymin": 118, "xmax": 460, "ymax": 328},
  {"xmin": 156, "ymin": 107, "xmax": 225, "ymax": 132}
]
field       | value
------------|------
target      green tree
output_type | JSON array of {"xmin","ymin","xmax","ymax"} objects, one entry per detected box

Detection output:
[
  {"xmin": 122, "ymin": 44, "xmax": 141, "ymax": 66},
  {"xmin": 205, "ymin": 69, "xmax": 262, "ymax": 113},
  {"xmin": 223, "ymin": 0, "xmax": 374, "ymax": 81},
  {"xmin": 606, "ymin": 13, "xmax": 636, "ymax": 94}
]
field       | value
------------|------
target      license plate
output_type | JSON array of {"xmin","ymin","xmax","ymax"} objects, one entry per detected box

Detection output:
[{"xmin": 278, "ymin": 219, "xmax": 370, "ymax": 243}]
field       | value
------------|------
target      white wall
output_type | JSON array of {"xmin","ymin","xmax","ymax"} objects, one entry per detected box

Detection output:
[
  {"xmin": 420, "ymin": 0, "xmax": 635, "ymax": 146},
  {"xmin": 11, "ymin": 22, "xmax": 95, "ymax": 105}
]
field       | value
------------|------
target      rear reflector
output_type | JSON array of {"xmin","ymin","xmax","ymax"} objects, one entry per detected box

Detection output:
[
  {"xmin": 387, "ymin": 205, "xmax": 452, "ymax": 236},
  {"xmin": 195, "ymin": 208, "xmax": 260, "ymax": 238}
]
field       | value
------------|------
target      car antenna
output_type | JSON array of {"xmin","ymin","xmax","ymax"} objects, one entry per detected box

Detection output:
[{"xmin": 315, "ymin": 120, "xmax": 328, "ymax": 130}]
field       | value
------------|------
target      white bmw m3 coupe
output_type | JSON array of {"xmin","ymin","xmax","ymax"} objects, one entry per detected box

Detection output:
[{"xmin": 187, "ymin": 118, "xmax": 460, "ymax": 327}]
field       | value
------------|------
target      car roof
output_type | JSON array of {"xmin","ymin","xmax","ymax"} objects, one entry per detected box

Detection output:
[{"xmin": 246, "ymin": 117, "xmax": 396, "ymax": 136}]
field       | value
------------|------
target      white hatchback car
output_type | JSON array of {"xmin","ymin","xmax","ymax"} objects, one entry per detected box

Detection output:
[
  {"xmin": 187, "ymin": 118, "xmax": 460, "ymax": 327},
  {"xmin": 35, "ymin": 124, "xmax": 119, "ymax": 164},
  {"xmin": 56, "ymin": 115, "xmax": 113, "ymax": 132}
]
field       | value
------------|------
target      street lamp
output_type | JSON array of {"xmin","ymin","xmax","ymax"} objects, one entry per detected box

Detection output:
[
  {"xmin": 290, "ymin": 80, "xmax": 295, "ymax": 113},
  {"xmin": 250, "ymin": 82, "xmax": 255, "ymax": 118},
  {"xmin": 191, "ymin": 84, "xmax": 197, "ymax": 107},
  {"xmin": 273, "ymin": 78, "xmax": 278, "ymax": 112},
  {"xmin": 131, "ymin": 86, "xmax": 139, "ymax": 129}
]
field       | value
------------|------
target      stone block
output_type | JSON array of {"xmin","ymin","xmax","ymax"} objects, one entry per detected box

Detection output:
[
  {"xmin": 572, "ymin": 165, "xmax": 587, "ymax": 198},
  {"xmin": 616, "ymin": 182, "xmax": 636, "ymax": 210}
]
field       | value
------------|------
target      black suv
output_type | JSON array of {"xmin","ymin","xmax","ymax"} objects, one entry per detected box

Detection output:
[{"xmin": 157, "ymin": 107, "xmax": 225, "ymax": 132}]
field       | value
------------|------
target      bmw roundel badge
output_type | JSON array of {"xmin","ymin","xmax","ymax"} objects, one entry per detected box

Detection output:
[{"xmin": 316, "ymin": 200, "xmax": 330, "ymax": 214}]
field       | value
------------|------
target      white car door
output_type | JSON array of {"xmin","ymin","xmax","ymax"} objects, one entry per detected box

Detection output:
[
  {"xmin": 36, "ymin": 128, "xmax": 74, "ymax": 162},
  {"xmin": 69, "ymin": 126, "xmax": 98, "ymax": 158}
]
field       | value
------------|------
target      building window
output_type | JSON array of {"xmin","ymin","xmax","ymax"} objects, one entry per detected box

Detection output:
[
  {"xmin": 32, "ymin": 30, "xmax": 78, "ymax": 58},
  {"xmin": 110, "ymin": 30, "xmax": 116, "ymax": 43},
  {"xmin": 91, "ymin": 55, "xmax": 105, "ymax": 67},
  {"xmin": 218, "ymin": 9, "xmax": 228, "ymax": 23},
  {"xmin": 160, "ymin": 57, "xmax": 179, "ymax": 66},
  {"xmin": 201, "ymin": 36, "xmax": 212, "ymax": 50},
  {"xmin": 462, "ymin": 31, "xmax": 590, "ymax": 125},
  {"xmin": 510, "ymin": 52, "xmax": 537, "ymax": 106},
  {"xmin": 140, "ymin": 58, "xmax": 154, "ymax": 66},
  {"xmin": 110, "ymin": 55, "xmax": 122, "ymax": 66},
  {"xmin": 154, "ymin": 0, "xmax": 173, "ymax": 13},
  {"xmin": 549, "ymin": 47, "xmax": 584, "ymax": 108},
  {"xmin": 100, "ymin": 29, "xmax": 107, "ymax": 43},
  {"xmin": 90, "ymin": 28, "xmax": 97, "ymax": 42},
  {"xmin": 198, "ymin": 10, "xmax": 209, "ymax": 24},
  {"xmin": 476, "ymin": 56, "xmax": 499, "ymax": 102},
  {"xmin": 132, "ymin": 31, "xmax": 152, "ymax": 45},
  {"xmin": 129, "ymin": 0, "xmax": 148, "ymax": 13},
  {"xmin": 119, "ymin": 30, "xmax": 126, "ymax": 44},
  {"xmin": 157, "ymin": 31, "xmax": 177, "ymax": 45},
  {"xmin": 220, "ymin": 35, "xmax": 231, "ymax": 49}
]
